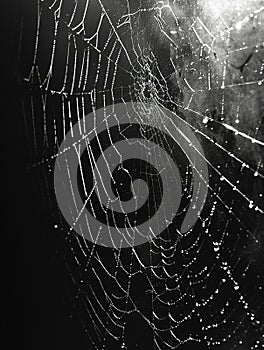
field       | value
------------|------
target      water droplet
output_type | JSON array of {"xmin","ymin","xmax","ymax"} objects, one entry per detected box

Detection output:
[{"xmin": 202, "ymin": 116, "xmax": 209, "ymax": 124}]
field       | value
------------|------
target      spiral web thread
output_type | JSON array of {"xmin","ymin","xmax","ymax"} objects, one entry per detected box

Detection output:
[{"xmin": 20, "ymin": 0, "xmax": 264, "ymax": 348}]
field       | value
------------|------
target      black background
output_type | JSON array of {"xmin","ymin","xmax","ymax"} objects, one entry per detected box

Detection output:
[
  {"xmin": 6, "ymin": 1, "xmax": 89, "ymax": 349},
  {"xmin": 5, "ymin": 1, "xmax": 263, "ymax": 349}
]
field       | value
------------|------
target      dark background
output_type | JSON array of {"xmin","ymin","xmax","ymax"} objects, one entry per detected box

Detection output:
[
  {"xmin": 5, "ymin": 1, "xmax": 263, "ymax": 350},
  {"xmin": 6, "ymin": 2, "xmax": 89, "ymax": 349}
]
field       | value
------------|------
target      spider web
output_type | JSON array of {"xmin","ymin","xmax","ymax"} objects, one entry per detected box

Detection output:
[{"xmin": 19, "ymin": 0, "xmax": 264, "ymax": 349}]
